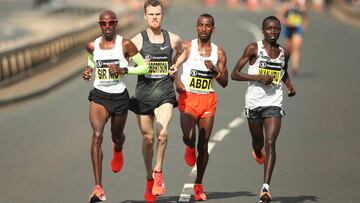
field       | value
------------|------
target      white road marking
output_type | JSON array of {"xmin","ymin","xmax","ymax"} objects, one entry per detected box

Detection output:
[
  {"xmin": 228, "ymin": 117, "xmax": 244, "ymax": 128},
  {"xmin": 212, "ymin": 129, "xmax": 231, "ymax": 142},
  {"xmin": 228, "ymin": 111, "xmax": 246, "ymax": 129},
  {"xmin": 178, "ymin": 183, "xmax": 194, "ymax": 202}
]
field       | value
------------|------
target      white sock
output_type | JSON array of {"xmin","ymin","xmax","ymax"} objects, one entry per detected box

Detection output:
[{"xmin": 262, "ymin": 183, "xmax": 270, "ymax": 191}]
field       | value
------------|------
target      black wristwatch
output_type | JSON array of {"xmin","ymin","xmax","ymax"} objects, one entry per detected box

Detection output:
[{"xmin": 123, "ymin": 67, "xmax": 128, "ymax": 75}]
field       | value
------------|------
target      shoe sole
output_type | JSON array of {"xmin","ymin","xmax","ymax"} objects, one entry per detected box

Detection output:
[
  {"xmin": 89, "ymin": 196, "xmax": 105, "ymax": 203},
  {"xmin": 152, "ymin": 185, "xmax": 165, "ymax": 196},
  {"xmin": 259, "ymin": 193, "xmax": 271, "ymax": 202}
]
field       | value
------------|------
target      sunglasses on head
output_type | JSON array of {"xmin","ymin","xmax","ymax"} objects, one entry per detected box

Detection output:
[{"xmin": 98, "ymin": 19, "xmax": 118, "ymax": 26}]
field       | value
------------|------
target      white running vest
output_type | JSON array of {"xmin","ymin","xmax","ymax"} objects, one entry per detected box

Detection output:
[
  {"xmin": 245, "ymin": 41, "xmax": 286, "ymax": 109},
  {"xmin": 180, "ymin": 39, "xmax": 218, "ymax": 94},
  {"xmin": 92, "ymin": 35, "xmax": 128, "ymax": 93}
]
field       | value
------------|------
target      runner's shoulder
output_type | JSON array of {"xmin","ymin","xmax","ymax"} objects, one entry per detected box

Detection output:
[{"xmin": 87, "ymin": 41, "xmax": 95, "ymax": 54}]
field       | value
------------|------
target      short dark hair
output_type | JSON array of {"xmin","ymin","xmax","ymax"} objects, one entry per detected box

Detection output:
[
  {"xmin": 262, "ymin": 16, "xmax": 280, "ymax": 28},
  {"xmin": 199, "ymin": 13, "xmax": 215, "ymax": 26},
  {"xmin": 144, "ymin": 0, "xmax": 163, "ymax": 12}
]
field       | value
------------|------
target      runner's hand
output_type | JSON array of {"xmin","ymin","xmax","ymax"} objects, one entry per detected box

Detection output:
[
  {"xmin": 175, "ymin": 79, "xmax": 186, "ymax": 93},
  {"xmin": 257, "ymin": 75, "xmax": 273, "ymax": 85},
  {"xmin": 108, "ymin": 64, "xmax": 120, "ymax": 74},
  {"xmin": 82, "ymin": 66, "xmax": 93, "ymax": 82},
  {"xmin": 288, "ymin": 87, "xmax": 296, "ymax": 97},
  {"xmin": 204, "ymin": 60, "xmax": 217, "ymax": 73},
  {"xmin": 169, "ymin": 65, "xmax": 178, "ymax": 77}
]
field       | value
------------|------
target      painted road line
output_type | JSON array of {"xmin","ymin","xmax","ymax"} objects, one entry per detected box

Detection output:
[
  {"xmin": 179, "ymin": 183, "xmax": 194, "ymax": 202},
  {"xmin": 212, "ymin": 129, "xmax": 231, "ymax": 142}
]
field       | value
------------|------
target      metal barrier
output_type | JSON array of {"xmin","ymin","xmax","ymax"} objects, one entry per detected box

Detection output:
[
  {"xmin": 0, "ymin": 9, "xmax": 137, "ymax": 87},
  {"xmin": 331, "ymin": 0, "xmax": 360, "ymax": 26}
]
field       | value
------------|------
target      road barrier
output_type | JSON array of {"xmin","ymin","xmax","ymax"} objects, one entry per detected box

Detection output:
[
  {"xmin": 331, "ymin": 0, "xmax": 360, "ymax": 26},
  {"xmin": 0, "ymin": 7, "xmax": 137, "ymax": 87}
]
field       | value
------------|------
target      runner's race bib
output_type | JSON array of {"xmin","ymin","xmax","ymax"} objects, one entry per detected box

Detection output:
[
  {"xmin": 96, "ymin": 59, "xmax": 121, "ymax": 85},
  {"xmin": 287, "ymin": 13, "xmax": 303, "ymax": 27},
  {"xmin": 188, "ymin": 69, "xmax": 213, "ymax": 94},
  {"xmin": 258, "ymin": 61, "xmax": 281, "ymax": 85},
  {"xmin": 145, "ymin": 55, "xmax": 168, "ymax": 79}
]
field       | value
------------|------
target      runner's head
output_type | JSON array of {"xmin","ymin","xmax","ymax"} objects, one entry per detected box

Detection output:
[
  {"xmin": 144, "ymin": 0, "xmax": 163, "ymax": 30},
  {"xmin": 262, "ymin": 16, "xmax": 281, "ymax": 43},
  {"xmin": 196, "ymin": 14, "xmax": 215, "ymax": 43},
  {"xmin": 98, "ymin": 10, "xmax": 118, "ymax": 40}
]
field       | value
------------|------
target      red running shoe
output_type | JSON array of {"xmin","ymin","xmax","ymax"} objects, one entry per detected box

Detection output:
[
  {"xmin": 194, "ymin": 184, "xmax": 207, "ymax": 201},
  {"xmin": 184, "ymin": 146, "xmax": 196, "ymax": 167},
  {"xmin": 252, "ymin": 149, "xmax": 265, "ymax": 164},
  {"xmin": 144, "ymin": 179, "xmax": 157, "ymax": 203},
  {"xmin": 152, "ymin": 171, "xmax": 165, "ymax": 196},
  {"xmin": 89, "ymin": 185, "xmax": 106, "ymax": 203},
  {"xmin": 111, "ymin": 144, "xmax": 123, "ymax": 173}
]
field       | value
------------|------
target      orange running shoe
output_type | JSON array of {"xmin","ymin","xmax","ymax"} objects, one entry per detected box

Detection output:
[
  {"xmin": 194, "ymin": 184, "xmax": 207, "ymax": 201},
  {"xmin": 89, "ymin": 185, "xmax": 106, "ymax": 203},
  {"xmin": 259, "ymin": 187, "xmax": 272, "ymax": 202},
  {"xmin": 184, "ymin": 146, "xmax": 196, "ymax": 167},
  {"xmin": 252, "ymin": 149, "xmax": 265, "ymax": 164},
  {"xmin": 152, "ymin": 171, "xmax": 165, "ymax": 196},
  {"xmin": 144, "ymin": 179, "xmax": 157, "ymax": 203},
  {"xmin": 111, "ymin": 144, "xmax": 123, "ymax": 173}
]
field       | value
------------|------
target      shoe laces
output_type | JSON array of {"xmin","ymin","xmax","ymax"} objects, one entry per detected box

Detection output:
[
  {"xmin": 93, "ymin": 185, "xmax": 104, "ymax": 197},
  {"xmin": 153, "ymin": 172, "xmax": 163, "ymax": 186},
  {"xmin": 194, "ymin": 184, "xmax": 204, "ymax": 194}
]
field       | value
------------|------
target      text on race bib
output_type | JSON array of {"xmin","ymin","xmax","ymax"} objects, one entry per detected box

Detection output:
[
  {"xmin": 145, "ymin": 61, "xmax": 168, "ymax": 78},
  {"xmin": 188, "ymin": 69, "xmax": 213, "ymax": 94},
  {"xmin": 258, "ymin": 61, "xmax": 282, "ymax": 85},
  {"xmin": 95, "ymin": 59, "xmax": 121, "ymax": 84}
]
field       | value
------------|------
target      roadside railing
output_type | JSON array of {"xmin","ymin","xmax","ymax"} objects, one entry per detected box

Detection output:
[{"xmin": 0, "ymin": 7, "xmax": 137, "ymax": 87}]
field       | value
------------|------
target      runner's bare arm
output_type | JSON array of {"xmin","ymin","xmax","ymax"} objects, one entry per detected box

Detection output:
[
  {"xmin": 214, "ymin": 47, "xmax": 228, "ymax": 88},
  {"xmin": 169, "ymin": 32, "xmax": 183, "ymax": 75},
  {"xmin": 231, "ymin": 43, "xmax": 272, "ymax": 85},
  {"xmin": 172, "ymin": 40, "xmax": 191, "ymax": 92},
  {"xmin": 282, "ymin": 48, "xmax": 296, "ymax": 97},
  {"xmin": 108, "ymin": 38, "xmax": 149, "ymax": 75},
  {"xmin": 82, "ymin": 41, "xmax": 95, "ymax": 82},
  {"xmin": 130, "ymin": 33, "xmax": 143, "ymax": 51},
  {"xmin": 170, "ymin": 40, "xmax": 190, "ymax": 75}
]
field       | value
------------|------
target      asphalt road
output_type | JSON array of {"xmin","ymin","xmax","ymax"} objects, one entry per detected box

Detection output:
[{"xmin": 0, "ymin": 1, "xmax": 359, "ymax": 202}]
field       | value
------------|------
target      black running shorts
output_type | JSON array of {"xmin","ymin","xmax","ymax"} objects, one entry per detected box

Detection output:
[
  {"xmin": 245, "ymin": 106, "xmax": 285, "ymax": 123},
  {"xmin": 88, "ymin": 88, "xmax": 129, "ymax": 115},
  {"xmin": 129, "ymin": 96, "xmax": 177, "ymax": 115}
]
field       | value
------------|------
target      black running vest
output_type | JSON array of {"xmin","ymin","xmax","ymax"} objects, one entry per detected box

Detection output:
[{"xmin": 134, "ymin": 30, "xmax": 175, "ymax": 101}]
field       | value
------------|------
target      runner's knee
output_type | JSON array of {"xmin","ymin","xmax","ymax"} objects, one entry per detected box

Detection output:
[
  {"xmin": 143, "ymin": 134, "xmax": 154, "ymax": 146},
  {"xmin": 157, "ymin": 129, "xmax": 168, "ymax": 144},
  {"xmin": 265, "ymin": 138, "xmax": 276, "ymax": 148},
  {"xmin": 92, "ymin": 131, "xmax": 103, "ymax": 145}
]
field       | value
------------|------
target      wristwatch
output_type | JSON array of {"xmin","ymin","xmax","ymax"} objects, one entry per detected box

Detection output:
[{"xmin": 123, "ymin": 67, "xmax": 128, "ymax": 75}]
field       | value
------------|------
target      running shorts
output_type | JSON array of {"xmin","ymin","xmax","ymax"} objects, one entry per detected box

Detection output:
[
  {"xmin": 245, "ymin": 106, "xmax": 285, "ymax": 123},
  {"xmin": 283, "ymin": 25, "xmax": 304, "ymax": 38},
  {"xmin": 129, "ymin": 96, "xmax": 177, "ymax": 115},
  {"xmin": 88, "ymin": 88, "xmax": 129, "ymax": 115},
  {"xmin": 178, "ymin": 91, "xmax": 217, "ymax": 119}
]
